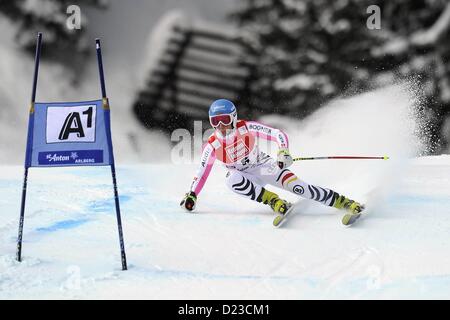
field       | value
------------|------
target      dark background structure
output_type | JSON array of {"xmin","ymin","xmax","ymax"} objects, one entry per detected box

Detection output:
[{"xmin": 132, "ymin": 17, "xmax": 257, "ymax": 133}]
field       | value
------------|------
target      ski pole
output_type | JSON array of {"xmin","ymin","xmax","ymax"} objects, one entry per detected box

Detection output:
[{"xmin": 293, "ymin": 156, "xmax": 389, "ymax": 161}]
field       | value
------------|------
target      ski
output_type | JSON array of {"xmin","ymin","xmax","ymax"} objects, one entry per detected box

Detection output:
[
  {"xmin": 273, "ymin": 201, "xmax": 299, "ymax": 228},
  {"xmin": 341, "ymin": 205, "xmax": 365, "ymax": 226}
]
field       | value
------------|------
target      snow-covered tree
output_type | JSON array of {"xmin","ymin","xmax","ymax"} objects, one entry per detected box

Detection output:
[
  {"xmin": 231, "ymin": 0, "xmax": 450, "ymax": 123},
  {"xmin": 0, "ymin": 0, "xmax": 108, "ymax": 68}
]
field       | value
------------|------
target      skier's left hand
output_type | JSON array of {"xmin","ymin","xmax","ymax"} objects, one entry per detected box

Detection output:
[
  {"xmin": 277, "ymin": 148, "xmax": 293, "ymax": 169},
  {"xmin": 180, "ymin": 191, "xmax": 197, "ymax": 212}
]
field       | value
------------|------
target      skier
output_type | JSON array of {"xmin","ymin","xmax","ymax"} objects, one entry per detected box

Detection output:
[{"xmin": 180, "ymin": 99, "xmax": 364, "ymax": 225}]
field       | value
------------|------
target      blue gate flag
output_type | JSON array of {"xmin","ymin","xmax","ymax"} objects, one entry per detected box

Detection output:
[
  {"xmin": 17, "ymin": 35, "xmax": 127, "ymax": 271},
  {"xmin": 25, "ymin": 99, "xmax": 114, "ymax": 168}
]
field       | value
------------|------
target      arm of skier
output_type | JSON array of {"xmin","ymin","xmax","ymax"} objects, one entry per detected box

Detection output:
[
  {"xmin": 246, "ymin": 120, "xmax": 293, "ymax": 169},
  {"xmin": 246, "ymin": 120, "xmax": 289, "ymax": 148},
  {"xmin": 180, "ymin": 143, "xmax": 216, "ymax": 211}
]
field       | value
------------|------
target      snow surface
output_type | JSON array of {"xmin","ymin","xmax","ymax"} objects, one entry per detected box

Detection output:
[{"xmin": 1, "ymin": 85, "xmax": 449, "ymax": 299}]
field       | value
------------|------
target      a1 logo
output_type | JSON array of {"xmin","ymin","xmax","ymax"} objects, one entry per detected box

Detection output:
[{"xmin": 46, "ymin": 105, "xmax": 96, "ymax": 143}]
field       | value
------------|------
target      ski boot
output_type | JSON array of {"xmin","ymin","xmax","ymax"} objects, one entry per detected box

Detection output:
[
  {"xmin": 333, "ymin": 194, "xmax": 364, "ymax": 226},
  {"xmin": 269, "ymin": 197, "xmax": 291, "ymax": 214},
  {"xmin": 258, "ymin": 188, "xmax": 290, "ymax": 214},
  {"xmin": 258, "ymin": 188, "xmax": 294, "ymax": 226}
]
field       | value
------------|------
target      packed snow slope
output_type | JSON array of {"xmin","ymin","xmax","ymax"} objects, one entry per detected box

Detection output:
[{"xmin": 1, "ymin": 85, "xmax": 449, "ymax": 299}]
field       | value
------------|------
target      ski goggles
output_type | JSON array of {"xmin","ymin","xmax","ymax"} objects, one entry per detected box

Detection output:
[{"xmin": 209, "ymin": 114, "xmax": 233, "ymax": 127}]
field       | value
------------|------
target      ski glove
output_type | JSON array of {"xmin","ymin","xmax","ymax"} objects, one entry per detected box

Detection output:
[
  {"xmin": 277, "ymin": 148, "xmax": 293, "ymax": 169},
  {"xmin": 180, "ymin": 191, "xmax": 197, "ymax": 212}
]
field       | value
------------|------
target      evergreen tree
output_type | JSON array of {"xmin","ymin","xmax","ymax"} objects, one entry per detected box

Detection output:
[
  {"xmin": 0, "ymin": 0, "xmax": 108, "ymax": 69},
  {"xmin": 230, "ymin": 0, "xmax": 450, "ymax": 123}
]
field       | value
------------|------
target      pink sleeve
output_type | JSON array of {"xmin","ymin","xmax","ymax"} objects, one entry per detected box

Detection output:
[
  {"xmin": 246, "ymin": 120, "xmax": 289, "ymax": 148},
  {"xmin": 190, "ymin": 143, "xmax": 216, "ymax": 196}
]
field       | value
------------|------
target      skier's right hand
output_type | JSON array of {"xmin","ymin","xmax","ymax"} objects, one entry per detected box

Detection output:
[{"xmin": 180, "ymin": 191, "xmax": 197, "ymax": 212}]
